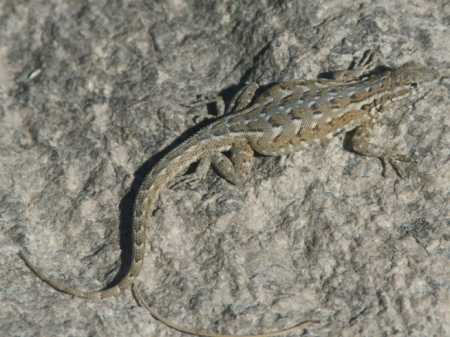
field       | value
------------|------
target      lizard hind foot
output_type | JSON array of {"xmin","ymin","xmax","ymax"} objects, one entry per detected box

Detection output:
[
  {"xmin": 379, "ymin": 153, "xmax": 417, "ymax": 179},
  {"xmin": 169, "ymin": 173, "xmax": 203, "ymax": 190},
  {"xmin": 169, "ymin": 156, "xmax": 212, "ymax": 190}
]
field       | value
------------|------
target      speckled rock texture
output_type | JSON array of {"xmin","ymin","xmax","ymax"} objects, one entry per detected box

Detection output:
[{"xmin": 1, "ymin": 1, "xmax": 449, "ymax": 337}]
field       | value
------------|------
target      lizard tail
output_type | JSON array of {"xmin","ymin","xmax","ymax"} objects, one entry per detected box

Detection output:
[
  {"xmin": 19, "ymin": 134, "xmax": 321, "ymax": 335},
  {"xmin": 17, "ymin": 167, "xmax": 159, "ymax": 299},
  {"xmin": 131, "ymin": 281, "xmax": 321, "ymax": 337},
  {"xmin": 17, "ymin": 138, "xmax": 198, "ymax": 300},
  {"xmin": 18, "ymin": 251, "xmax": 134, "ymax": 299}
]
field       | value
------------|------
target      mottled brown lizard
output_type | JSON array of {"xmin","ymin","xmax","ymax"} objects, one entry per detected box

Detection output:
[{"xmin": 19, "ymin": 50, "xmax": 442, "ymax": 337}]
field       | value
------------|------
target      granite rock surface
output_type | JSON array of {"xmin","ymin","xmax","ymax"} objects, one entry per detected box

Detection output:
[{"xmin": 1, "ymin": 1, "xmax": 449, "ymax": 337}]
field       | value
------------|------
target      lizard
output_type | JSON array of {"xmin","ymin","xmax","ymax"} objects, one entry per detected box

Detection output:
[{"xmin": 19, "ymin": 49, "xmax": 442, "ymax": 337}]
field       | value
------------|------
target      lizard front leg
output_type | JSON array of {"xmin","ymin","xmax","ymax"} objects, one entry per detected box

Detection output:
[
  {"xmin": 186, "ymin": 82, "xmax": 260, "ymax": 124},
  {"xmin": 325, "ymin": 47, "xmax": 384, "ymax": 83},
  {"xmin": 348, "ymin": 120, "xmax": 413, "ymax": 178}
]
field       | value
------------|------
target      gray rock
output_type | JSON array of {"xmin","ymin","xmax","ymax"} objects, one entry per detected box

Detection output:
[{"xmin": 1, "ymin": 1, "xmax": 449, "ymax": 337}]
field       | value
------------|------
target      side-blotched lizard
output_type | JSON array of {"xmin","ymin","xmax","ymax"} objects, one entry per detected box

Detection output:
[{"xmin": 20, "ymin": 50, "xmax": 442, "ymax": 337}]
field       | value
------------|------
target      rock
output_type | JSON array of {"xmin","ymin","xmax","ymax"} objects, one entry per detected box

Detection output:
[{"xmin": 1, "ymin": 1, "xmax": 449, "ymax": 336}]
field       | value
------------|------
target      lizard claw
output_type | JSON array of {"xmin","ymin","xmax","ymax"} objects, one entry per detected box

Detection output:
[
  {"xmin": 181, "ymin": 92, "xmax": 225, "ymax": 124},
  {"xmin": 380, "ymin": 154, "xmax": 417, "ymax": 179},
  {"xmin": 181, "ymin": 92, "xmax": 221, "ymax": 108}
]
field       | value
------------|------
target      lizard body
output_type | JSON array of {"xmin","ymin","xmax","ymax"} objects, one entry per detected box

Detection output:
[{"xmin": 20, "ymin": 51, "xmax": 440, "ymax": 336}]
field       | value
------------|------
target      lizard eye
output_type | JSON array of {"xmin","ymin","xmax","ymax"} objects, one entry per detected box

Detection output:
[{"xmin": 411, "ymin": 82, "xmax": 418, "ymax": 88}]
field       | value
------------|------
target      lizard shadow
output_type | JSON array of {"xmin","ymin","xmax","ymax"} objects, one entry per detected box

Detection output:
[
  {"xmin": 111, "ymin": 83, "xmax": 248, "ymax": 288},
  {"xmin": 112, "ymin": 71, "xmax": 347, "ymax": 286},
  {"xmin": 113, "ymin": 122, "xmax": 208, "ymax": 287}
]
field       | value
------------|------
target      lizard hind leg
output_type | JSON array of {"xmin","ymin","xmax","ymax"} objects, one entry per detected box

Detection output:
[
  {"xmin": 170, "ymin": 140, "xmax": 254, "ymax": 189},
  {"xmin": 211, "ymin": 142, "xmax": 254, "ymax": 186}
]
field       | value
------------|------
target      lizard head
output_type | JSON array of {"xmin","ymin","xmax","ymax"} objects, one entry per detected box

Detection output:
[{"xmin": 392, "ymin": 61, "xmax": 439, "ymax": 87}]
